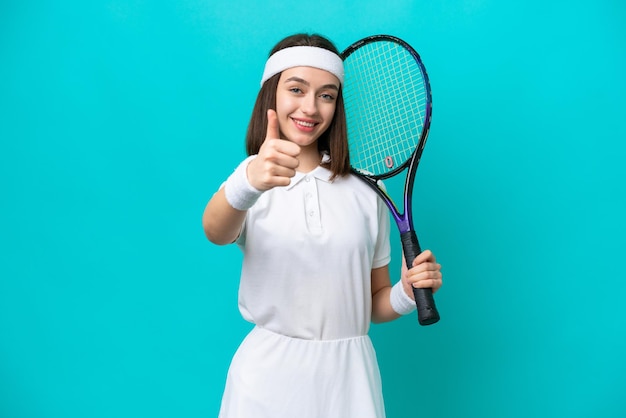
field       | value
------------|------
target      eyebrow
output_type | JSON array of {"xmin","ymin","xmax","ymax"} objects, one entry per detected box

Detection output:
[{"xmin": 284, "ymin": 76, "xmax": 339, "ymax": 91}]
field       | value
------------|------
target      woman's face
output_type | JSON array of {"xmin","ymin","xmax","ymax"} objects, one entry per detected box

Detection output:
[{"xmin": 275, "ymin": 66, "xmax": 339, "ymax": 150}]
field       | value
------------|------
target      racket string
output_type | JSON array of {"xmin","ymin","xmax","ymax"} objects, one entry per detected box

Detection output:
[{"xmin": 343, "ymin": 41, "xmax": 428, "ymax": 176}]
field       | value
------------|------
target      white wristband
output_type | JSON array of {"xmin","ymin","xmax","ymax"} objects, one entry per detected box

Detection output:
[
  {"xmin": 224, "ymin": 156, "xmax": 263, "ymax": 211},
  {"xmin": 390, "ymin": 281, "xmax": 416, "ymax": 315}
]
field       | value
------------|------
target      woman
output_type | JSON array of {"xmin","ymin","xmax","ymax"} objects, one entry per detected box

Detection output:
[{"xmin": 203, "ymin": 33, "xmax": 442, "ymax": 418}]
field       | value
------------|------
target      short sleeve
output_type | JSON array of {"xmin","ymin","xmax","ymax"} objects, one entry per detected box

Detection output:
[{"xmin": 372, "ymin": 195, "xmax": 391, "ymax": 269}]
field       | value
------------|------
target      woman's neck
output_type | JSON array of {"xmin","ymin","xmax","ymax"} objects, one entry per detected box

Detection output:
[{"xmin": 296, "ymin": 146, "xmax": 322, "ymax": 173}]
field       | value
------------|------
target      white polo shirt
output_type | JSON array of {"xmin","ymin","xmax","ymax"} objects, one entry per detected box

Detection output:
[{"xmin": 236, "ymin": 163, "xmax": 391, "ymax": 341}]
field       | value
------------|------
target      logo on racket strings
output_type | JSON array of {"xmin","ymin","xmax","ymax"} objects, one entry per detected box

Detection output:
[{"xmin": 385, "ymin": 156, "xmax": 394, "ymax": 169}]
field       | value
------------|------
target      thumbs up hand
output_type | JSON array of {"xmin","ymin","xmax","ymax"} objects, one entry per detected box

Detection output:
[{"xmin": 247, "ymin": 109, "xmax": 301, "ymax": 191}]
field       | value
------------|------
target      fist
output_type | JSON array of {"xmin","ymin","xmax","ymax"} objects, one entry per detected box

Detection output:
[
  {"xmin": 247, "ymin": 109, "xmax": 301, "ymax": 191},
  {"xmin": 401, "ymin": 249, "xmax": 443, "ymax": 299}
]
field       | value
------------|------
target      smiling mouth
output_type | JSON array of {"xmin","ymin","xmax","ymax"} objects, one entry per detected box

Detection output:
[{"xmin": 293, "ymin": 118, "xmax": 318, "ymax": 129}]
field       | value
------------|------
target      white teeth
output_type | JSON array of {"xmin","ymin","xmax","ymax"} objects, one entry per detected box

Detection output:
[{"xmin": 295, "ymin": 120, "xmax": 315, "ymax": 128}]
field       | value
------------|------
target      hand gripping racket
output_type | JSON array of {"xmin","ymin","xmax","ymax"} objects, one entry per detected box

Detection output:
[{"xmin": 342, "ymin": 35, "xmax": 440, "ymax": 325}]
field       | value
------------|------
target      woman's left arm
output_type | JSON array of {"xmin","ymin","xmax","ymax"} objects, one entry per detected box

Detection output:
[{"xmin": 371, "ymin": 265, "xmax": 400, "ymax": 323}]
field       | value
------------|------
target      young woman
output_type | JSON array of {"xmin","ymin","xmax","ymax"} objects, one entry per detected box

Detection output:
[{"xmin": 203, "ymin": 33, "xmax": 442, "ymax": 418}]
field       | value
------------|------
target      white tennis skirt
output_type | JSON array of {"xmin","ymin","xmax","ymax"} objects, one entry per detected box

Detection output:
[{"xmin": 218, "ymin": 326, "xmax": 386, "ymax": 418}]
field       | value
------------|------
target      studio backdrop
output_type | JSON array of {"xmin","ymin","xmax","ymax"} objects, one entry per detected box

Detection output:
[{"xmin": 1, "ymin": 1, "xmax": 625, "ymax": 417}]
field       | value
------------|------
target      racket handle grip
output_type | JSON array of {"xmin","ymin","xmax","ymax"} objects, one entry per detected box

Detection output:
[{"xmin": 400, "ymin": 231, "xmax": 441, "ymax": 326}]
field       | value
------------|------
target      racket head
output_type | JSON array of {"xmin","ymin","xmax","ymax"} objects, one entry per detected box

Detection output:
[{"xmin": 342, "ymin": 35, "xmax": 432, "ymax": 179}]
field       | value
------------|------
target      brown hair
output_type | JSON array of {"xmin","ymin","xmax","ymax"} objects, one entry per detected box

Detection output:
[{"xmin": 245, "ymin": 34, "xmax": 350, "ymax": 179}]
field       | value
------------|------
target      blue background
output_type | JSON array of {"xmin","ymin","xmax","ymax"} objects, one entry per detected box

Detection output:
[{"xmin": 1, "ymin": 1, "xmax": 625, "ymax": 417}]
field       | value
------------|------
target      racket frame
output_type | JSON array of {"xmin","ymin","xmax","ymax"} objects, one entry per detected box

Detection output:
[{"xmin": 342, "ymin": 34, "xmax": 440, "ymax": 325}]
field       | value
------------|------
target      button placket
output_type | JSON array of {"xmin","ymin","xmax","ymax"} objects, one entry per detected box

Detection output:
[{"xmin": 303, "ymin": 175, "xmax": 322, "ymax": 234}]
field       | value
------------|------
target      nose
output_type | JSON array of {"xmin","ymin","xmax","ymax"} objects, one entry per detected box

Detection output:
[{"xmin": 300, "ymin": 93, "xmax": 318, "ymax": 115}]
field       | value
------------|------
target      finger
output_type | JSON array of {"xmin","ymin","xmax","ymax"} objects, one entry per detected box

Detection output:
[
  {"xmin": 258, "ymin": 143, "xmax": 300, "ymax": 171},
  {"xmin": 265, "ymin": 109, "xmax": 281, "ymax": 141},
  {"xmin": 265, "ymin": 174, "xmax": 293, "ymax": 188},
  {"xmin": 272, "ymin": 139, "xmax": 301, "ymax": 159},
  {"xmin": 265, "ymin": 163, "xmax": 297, "ymax": 179},
  {"xmin": 406, "ymin": 253, "xmax": 441, "ymax": 277},
  {"xmin": 410, "ymin": 270, "xmax": 443, "ymax": 289},
  {"xmin": 408, "ymin": 262, "xmax": 440, "ymax": 275},
  {"xmin": 413, "ymin": 277, "xmax": 443, "ymax": 293},
  {"xmin": 248, "ymin": 161, "xmax": 297, "ymax": 190},
  {"xmin": 412, "ymin": 249, "xmax": 435, "ymax": 266}
]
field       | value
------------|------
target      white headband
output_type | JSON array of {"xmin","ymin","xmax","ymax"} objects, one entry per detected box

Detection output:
[{"xmin": 260, "ymin": 46, "xmax": 344, "ymax": 86}]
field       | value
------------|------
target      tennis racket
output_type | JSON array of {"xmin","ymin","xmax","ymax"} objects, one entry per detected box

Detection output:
[{"xmin": 342, "ymin": 35, "xmax": 440, "ymax": 325}]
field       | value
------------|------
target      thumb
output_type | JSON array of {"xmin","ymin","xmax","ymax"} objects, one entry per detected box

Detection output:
[{"xmin": 265, "ymin": 109, "xmax": 281, "ymax": 141}]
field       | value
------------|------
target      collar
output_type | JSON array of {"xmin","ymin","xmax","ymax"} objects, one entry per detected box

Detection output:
[{"xmin": 285, "ymin": 153, "xmax": 333, "ymax": 190}]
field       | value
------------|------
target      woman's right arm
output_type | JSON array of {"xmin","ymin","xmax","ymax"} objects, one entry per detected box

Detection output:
[
  {"xmin": 202, "ymin": 187, "xmax": 248, "ymax": 245},
  {"xmin": 202, "ymin": 110, "xmax": 300, "ymax": 245}
]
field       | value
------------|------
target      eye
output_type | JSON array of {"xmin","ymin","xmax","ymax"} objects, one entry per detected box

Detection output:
[
  {"xmin": 289, "ymin": 87, "xmax": 304, "ymax": 94},
  {"xmin": 320, "ymin": 93, "xmax": 336, "ymax": 101}
]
